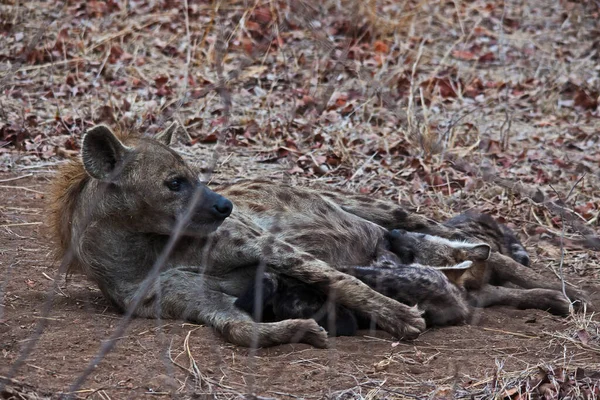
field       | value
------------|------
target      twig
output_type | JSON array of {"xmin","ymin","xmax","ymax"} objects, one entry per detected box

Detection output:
[
  {"xmin": 482, "ymin": 328, "xmax": 539, "ymax": 339},
  {"xmin": 0, "ymin": 222, "xmax": 43, "ymax": 228},
  {"xmin": 0, "ymin": 185, "xmax": 45, "ymax": 194},
  {"xmin": 0, "ymin": 174, "xmax": 33, "ymax": 183},
  {"xmin": 549, "ymin": 174, "xmax": 586, "ymax": 310}
]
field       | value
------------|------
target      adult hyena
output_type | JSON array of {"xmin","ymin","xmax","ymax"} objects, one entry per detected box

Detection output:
[{"xmin": 49, "ymin": 123, "xmax": 466, "ymax": 348}]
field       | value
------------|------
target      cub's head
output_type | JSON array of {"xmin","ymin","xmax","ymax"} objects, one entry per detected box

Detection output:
[
  {"xmin": 81, "ymin": 123, "xmax": 232, "ymax": 236},
  {"xmin": 389, "ymin": 229, "xmax": 491, "ymax": 267},
  {"xmin": 389, "ymin": 229, "xmax": 492, "ymax": 287}
]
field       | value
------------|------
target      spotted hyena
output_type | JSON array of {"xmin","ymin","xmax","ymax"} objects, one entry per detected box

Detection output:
[{"xmin": 49, "ymin": 123, "xmax": 591, "ymax": 347}]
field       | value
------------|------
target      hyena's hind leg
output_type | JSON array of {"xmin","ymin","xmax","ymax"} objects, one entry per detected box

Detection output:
[
  {"xmin": 338, "ymin": 261, "xmax": 470, "ymax": 327},
  {"xmin": 320, "ymin": 191, "xmax": 461, "ymax": 238},
  {"xmin": 467, "ymin": 284, "xmax": 572, "ymax": 315},
  {"xmin": 485, "ymin": 252, "xmax": 592, "ymax": 312}
]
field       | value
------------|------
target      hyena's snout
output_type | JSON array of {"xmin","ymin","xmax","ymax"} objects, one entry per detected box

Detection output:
[
  {"xmin": 210, "ymin": 193, "xmax": 233, "ymax": 219},
  {"xmin": 197, "ymin": 187, "xmax": 233, "ymax": 221}
]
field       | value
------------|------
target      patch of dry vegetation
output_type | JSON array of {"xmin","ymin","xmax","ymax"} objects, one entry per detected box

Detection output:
[{"xmin": 1, "ymin": 0, "xmax": 600, "ymax": 398}]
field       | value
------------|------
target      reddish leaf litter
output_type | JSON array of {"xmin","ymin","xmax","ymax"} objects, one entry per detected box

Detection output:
[{"xmin": 1, "ymin": 0, "xmax": 600, "ymax": 398}]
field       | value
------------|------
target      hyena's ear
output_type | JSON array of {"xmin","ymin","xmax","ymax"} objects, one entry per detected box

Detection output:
[
  {"xmin": 464, "ymin": 243, "xmax": 491, "ymax": 261},
  {"xmin": 82, "ymin": 125, "xmax": 129, "ymax": 181},
  {"xmin": 154, "ymin": 121, "xmax": 179, "ymax": 146}
]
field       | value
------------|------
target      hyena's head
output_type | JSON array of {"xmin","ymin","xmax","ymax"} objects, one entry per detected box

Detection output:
[
  {"xmin": 81, "ymin": 123, "xmax": 233, "ymax": 236},
  {"xmin": 389, "ymin": 229, "xmax": 491, "ymax": 268}
]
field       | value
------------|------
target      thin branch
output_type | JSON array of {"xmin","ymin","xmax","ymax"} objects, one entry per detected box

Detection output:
[{"xmin": 548, "ymin": 173, "xmax": 586, "ymax": 309}]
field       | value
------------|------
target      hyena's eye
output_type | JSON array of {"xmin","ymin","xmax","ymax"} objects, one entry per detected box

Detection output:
[{"xmin": 165, "ymin": 176, "xmax": 188, "ymax": 192}]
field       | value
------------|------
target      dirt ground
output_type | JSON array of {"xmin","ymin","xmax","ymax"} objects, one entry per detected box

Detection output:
[
  {"xmin": 2, "ymin": 0, "xmax": 600, "ymax": 398},
  {"xmin": 1, "ymin": 171, "xmax": 599, "ymax": 399}
]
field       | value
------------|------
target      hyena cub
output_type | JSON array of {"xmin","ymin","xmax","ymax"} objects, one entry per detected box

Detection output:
[
  {"xmin": 443, "ymin": 212, "xmax": 530, "ymax": 267},
  {"xmin": 235, "ymin": 257, "xmax": 471, "ymax": 336}
]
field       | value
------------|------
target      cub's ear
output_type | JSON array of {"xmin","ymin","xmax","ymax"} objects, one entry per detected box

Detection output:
[
  {"xmin": 154, "ymin": 121, "xmax": 179, "ymax": 146},
  {"xmin": 437, "ymin": 260, "xmax": 473, "ymax": 270},
  {"xmin": 466, "ymin": 243, "xmax": 491, "ymax": 261},
  {"xmin": 436, "ymin": 260, "xmax": 473, "ymax": 286},
  {"xmin": 82, "ymin": 125, "xmax": 129, "ymax": 181}
]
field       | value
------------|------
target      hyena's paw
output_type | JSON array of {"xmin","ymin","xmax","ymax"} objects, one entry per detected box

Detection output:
[
  {"xmin": 375, "ymin": 301, "xmax": 426, "ymax": 340},
  {"xmin": 528, "ymin": 289, "xmax": 574, "ymax": 316},
  {"xmin": 541, "ymin": 288, "xmax": 594, "ymax": 315},
  {"xmin": 295, "ymin": 319, "xmax": 329, "ymax": 348}
]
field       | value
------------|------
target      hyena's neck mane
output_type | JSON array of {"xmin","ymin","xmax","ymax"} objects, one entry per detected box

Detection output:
[{"xmin": 48, "ymin": 159, "xmax": 89, "ymax": 273}]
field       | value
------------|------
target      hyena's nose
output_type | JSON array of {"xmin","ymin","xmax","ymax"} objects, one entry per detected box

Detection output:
[{"xmin": 212, "ymin": 196, "xmax": 233, "ymax": 219}]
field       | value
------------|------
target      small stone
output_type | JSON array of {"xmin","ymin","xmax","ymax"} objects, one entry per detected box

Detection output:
[{"xmin": 147, "ymin": 374, "xmax": 179, "ymax": 393}]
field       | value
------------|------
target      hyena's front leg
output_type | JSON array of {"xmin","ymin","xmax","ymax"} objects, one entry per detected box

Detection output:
[
  {"xmin": 257, "ymin": 236, "xmax": 427, "ymax": 339},
  {"xmin": 127, "ymin": 268, "xmax": 329, "ymax": 348}
]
